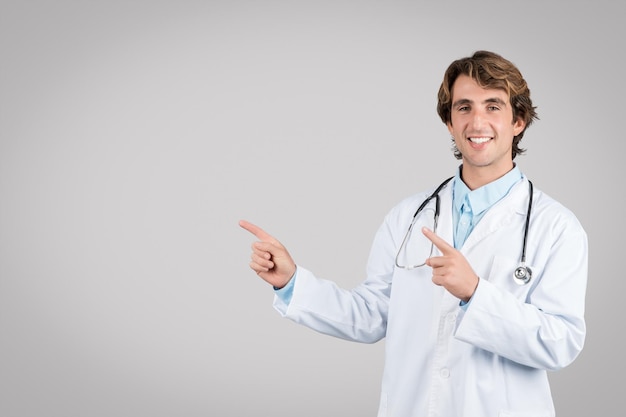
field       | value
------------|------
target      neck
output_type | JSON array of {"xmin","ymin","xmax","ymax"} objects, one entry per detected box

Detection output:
[{"xmin": 460, "ymin": 163, "xmax": 515, "ymax": 190}]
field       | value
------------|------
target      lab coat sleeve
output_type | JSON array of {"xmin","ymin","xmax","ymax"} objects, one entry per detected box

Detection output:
[
  {"xmin": 272, "ymin": 216, "xmax": 397, "ymax": 344},
  {"xmin": 454, "ymin": 209, "xmax": 588, "ymax": 371}
]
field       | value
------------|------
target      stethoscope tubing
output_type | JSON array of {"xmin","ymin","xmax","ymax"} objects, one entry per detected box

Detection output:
[{"xmin": 396, "ymin": 176, "xmax": 534, "ymax": 285}]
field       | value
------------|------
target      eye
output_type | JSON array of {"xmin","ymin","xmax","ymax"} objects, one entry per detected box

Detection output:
[{"xmin": 487, "ymin": 105, "xmax": 500, "ymax": 111}]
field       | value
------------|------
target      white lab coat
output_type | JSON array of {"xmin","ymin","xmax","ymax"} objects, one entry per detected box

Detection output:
[{"xmin": 273, "ymin": 176, "xmax": 587, "ymax": 417}]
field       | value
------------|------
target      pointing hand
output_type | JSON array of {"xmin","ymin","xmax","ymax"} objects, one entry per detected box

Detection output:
[
  {"xmin": 239, "ymin": 220, "xmax": 296, "ymax": 289},
  {"xmin": 422, "ymin": 227, "xmax": 479, "ymax": 302}
]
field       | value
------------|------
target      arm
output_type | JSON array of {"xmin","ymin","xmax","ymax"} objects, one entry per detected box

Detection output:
[
  {"xmin": 454, "ymin": 217, "xmax": 588, "ymax": 370},
  {"xmin": 240, "ymin": 218, "xmax": 394, "ymax": 344}
]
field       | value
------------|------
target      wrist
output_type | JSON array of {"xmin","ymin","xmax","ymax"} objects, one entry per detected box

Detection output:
[{"xmin": 462, "ymin": 275, "xmax": 479, "ymax": 303}]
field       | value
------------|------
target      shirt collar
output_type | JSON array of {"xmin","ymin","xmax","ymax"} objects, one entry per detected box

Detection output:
[{"xmin": 453, "ymin": 164, "xmax": 522, "ymax": 215}]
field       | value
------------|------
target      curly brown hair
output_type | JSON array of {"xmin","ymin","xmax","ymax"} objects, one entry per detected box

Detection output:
[{"xmin": 437, "ymin": 51, "xmax": 539, "ymax": 160}]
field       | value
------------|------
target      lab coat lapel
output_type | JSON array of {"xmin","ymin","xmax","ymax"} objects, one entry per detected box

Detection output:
[
  {"xmin": 460, "ymin": 179, "xmax": 529, "ymax": 253},
  {"xmin": 432, "ymin": 184, "xmax": 460, "ymax": 309},
  {"xmin": 437, "ymin": 184, "xmax": 455, "ymax": 250}
]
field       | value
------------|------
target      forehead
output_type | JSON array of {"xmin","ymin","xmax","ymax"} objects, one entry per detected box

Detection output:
[{"xmin": 451, "ymin": 74, "xmax": 510, "ymax": 102}]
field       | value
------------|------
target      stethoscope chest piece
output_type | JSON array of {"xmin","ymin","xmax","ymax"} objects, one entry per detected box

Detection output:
[
  {"xmin": 513, "ymin": 179, "xmax": 534, "ymax": 286},
  {"xmin": 513, "ymin": 265, "xmax": 532, "ymax": 285}
]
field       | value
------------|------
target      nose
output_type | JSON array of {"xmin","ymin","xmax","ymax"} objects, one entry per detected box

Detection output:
[{"xmin": 470, "ymin": 111, "xmax": 485, "ymax": 129}]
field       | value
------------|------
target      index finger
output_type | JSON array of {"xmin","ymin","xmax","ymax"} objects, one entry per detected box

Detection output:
[
  {"xmin": 421, "ymin": 227, "xmax": 455, "ymax": 254},
  {"xmin": 239, "ymin": 219, "xmax": 277, "ymax": 243}
]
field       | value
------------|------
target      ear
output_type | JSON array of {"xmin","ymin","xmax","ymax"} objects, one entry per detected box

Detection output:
[
  {"xmin": 447, "ymin": 121, "xmax": 454, "ymax": 135},
  {"xmin": 513, "ymin": 117, "xmax": 526, "ymax": 136}
]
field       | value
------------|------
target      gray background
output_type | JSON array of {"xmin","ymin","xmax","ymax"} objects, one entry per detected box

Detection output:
[{"xmin": 0, "ymin": 0, "xmax": 622, "ymax": 416}]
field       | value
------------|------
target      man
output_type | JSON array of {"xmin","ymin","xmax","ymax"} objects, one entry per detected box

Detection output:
[{"xmin": 240, "ymin": 50, "xmax": 587, "ymax": 416}]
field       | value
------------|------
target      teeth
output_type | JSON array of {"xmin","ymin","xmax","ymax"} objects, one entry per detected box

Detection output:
[{"xmin": 469, "ymin": 137, "xmax": 491, "ymax": 144}]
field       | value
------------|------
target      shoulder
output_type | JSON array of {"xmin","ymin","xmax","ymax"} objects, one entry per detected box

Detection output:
[
  {"xmin": 383, "ymin": 181, "xmax": 449, "ymax": 226},
  {"xmin": 530, "ymin": 185, "xmax": 587, "ymax": 237}
]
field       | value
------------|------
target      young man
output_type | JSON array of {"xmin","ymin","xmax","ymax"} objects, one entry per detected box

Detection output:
[{"xmin": 240, "ymin": 50, "xmax": 587, "ymax": 417}]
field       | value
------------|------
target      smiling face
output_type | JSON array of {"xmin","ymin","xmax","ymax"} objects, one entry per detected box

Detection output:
[{"xmin": 447, "ymin": 74, "xmax": 525, "ymax": 188}]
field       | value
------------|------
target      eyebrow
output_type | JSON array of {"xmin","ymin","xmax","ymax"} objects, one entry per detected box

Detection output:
[{"xmin": 452, "ymin": 97, "xmax": 508, "ymax": 108}]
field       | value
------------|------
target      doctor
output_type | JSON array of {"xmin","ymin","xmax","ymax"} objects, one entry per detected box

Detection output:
[{"xmin": 240, "ymin": 50, "xmax": 587, "ymax": 417}]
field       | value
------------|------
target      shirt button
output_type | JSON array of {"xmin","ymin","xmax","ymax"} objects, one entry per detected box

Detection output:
[{"xmin": 440, "ymin": 368, "xmax": 450, "ymax": 378}]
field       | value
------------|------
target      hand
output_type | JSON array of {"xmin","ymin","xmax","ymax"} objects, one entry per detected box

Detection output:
[
  {"xmin": 422, "ymin": 227, "xmax": 479, "ymax": 302},
  {"xmin": 239, "ymin": 220, "xmax": 297, "ymax": 289}
]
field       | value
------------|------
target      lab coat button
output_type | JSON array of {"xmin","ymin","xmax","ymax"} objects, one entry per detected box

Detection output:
[
  {"xmin": 447, "ymin": 312, "xmax": 457, "ymax": 322},
  {"xmin": 440, "ymin": 368, "xmax": 450, "ymax": 378}
]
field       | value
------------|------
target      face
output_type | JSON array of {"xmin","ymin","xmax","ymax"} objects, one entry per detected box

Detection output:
[{"xmin": 447, "ymin": 74, "xmax": 525, "ymax": 185}]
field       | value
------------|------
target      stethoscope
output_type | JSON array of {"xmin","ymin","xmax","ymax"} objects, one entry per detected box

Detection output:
[{"xmin": 395, "ymin": 176, "xmax": 534, "ymax": 285}]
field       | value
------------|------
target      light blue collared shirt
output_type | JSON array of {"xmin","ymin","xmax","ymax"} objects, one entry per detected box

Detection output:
[
  {"xmin": 276, "ymin": 165, "xmax": 524, "ymax": 304},
  {"xmin": 452, "ymin": 165, "xmax": 522, "ymax": 248}
]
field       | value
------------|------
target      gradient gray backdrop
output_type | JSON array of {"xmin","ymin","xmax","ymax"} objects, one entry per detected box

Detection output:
[{"xmin": 1, "ymin": 1, "xmax": 622, "ymax": 416}]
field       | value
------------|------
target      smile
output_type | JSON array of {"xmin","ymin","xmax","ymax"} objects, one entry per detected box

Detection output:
[{"xmin": 468, "ymin": 137, "xmax": 492, "ymax": 144}]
